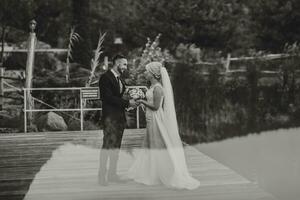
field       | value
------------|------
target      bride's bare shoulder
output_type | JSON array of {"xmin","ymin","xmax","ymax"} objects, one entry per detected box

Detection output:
[{"xmin": 153, "ymin": 84, "xmax": 164, "ymax": 96}]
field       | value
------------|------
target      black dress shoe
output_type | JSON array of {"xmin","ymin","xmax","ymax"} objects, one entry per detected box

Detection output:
[{"xmin": 108, "ymin": 174, "xmax": 127, "ymax": 183}]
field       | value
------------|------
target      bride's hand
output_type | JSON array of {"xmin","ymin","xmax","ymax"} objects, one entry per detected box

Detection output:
[{"xmin": 136, "ymin": 99, "xmax": 145, "ymax": 105}]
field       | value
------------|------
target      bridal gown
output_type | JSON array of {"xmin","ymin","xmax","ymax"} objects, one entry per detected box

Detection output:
[{"xmin": 127, "ymin": 83, "xmax": 200, "ymax": 190}]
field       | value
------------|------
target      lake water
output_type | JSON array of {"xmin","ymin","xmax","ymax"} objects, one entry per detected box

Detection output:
[{"xmin": 196, "ymin": 128, "xmax": 300, "ymax": 200}]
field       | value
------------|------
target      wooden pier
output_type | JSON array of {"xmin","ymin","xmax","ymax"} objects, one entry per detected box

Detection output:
[{"xmin": 0, "ymin": 130, "xmax": 277, "ymax": 200}]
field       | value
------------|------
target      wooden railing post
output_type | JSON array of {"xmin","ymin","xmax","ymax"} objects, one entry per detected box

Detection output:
[
  {"xmin": 224, "ymin": 53, "xmax": 231, "ymax": 73},
  {"xmin": 25, "ymin": 20, "xmax": 37, "ymax": 127}
]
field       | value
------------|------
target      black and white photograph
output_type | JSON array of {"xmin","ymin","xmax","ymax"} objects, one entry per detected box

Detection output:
[{"xmin": 1, "ymin": 1, "xmax": 300, "ymax": 200}]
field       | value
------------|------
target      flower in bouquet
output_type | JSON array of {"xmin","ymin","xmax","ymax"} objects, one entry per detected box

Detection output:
[{"xmin": 128, "ymin": 88, "xmax": 145, "ymax": 100}]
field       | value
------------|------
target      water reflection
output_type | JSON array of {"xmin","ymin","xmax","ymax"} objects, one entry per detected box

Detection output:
[{"xmin": 196, "ymin": 128, "xmax": 300, "ymax": 200}]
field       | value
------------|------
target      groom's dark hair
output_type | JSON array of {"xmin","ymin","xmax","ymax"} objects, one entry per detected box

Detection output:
[{"xmin": 112, "ymin": 54, "xmax": 126, "ymax": 65}]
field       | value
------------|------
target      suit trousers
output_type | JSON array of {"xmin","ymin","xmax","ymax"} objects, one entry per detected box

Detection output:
[{"xmin": 102, "ymin": 116, "xmax": 126, "ymax": 149}]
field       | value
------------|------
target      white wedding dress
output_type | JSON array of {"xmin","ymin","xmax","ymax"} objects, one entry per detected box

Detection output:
[{"xmin": 127, "ymin": 75, "xmax": 200, "ymax": 190}]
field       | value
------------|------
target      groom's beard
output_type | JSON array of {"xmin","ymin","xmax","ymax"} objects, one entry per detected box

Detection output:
[
  {"xmin": 119, "ymin": 69, "xmax": 129, "ymax": 78},
  {"xmin": 117, "ymin": 67, "xmax": 125, "ymax": 75}
]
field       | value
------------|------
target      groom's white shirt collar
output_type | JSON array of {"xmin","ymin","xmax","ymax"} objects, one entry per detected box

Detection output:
[{"xmin": 111, "ymin": 69, "xmax": 120, "ymax": 79}]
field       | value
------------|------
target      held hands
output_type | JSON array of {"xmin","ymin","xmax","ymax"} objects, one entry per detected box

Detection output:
[
  {"xmin": 136, "ymin": 99, "xmax": 146, "ymax": 112},
  {"xmin": 126, "ymin": 99, "xmax": 146, "ymax": 111},
  {"xmin": 129, "ymin": 99, "xmax": 139, "ymax": 108},
  {"xmin": 126, "ymin": 99, "xmax": 138, "ymax": 111},
  {"xmin": 136, "ymin": 99, "xmax": 145, "ymax": 105},
  {"xmin": 125, "ymin": 88, "xmax": 146, "ymax": 111}
]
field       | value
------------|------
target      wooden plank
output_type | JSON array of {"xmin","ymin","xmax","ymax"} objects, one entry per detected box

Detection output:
[{"xmin": 0, "ymin": 130, "xmax": 277, "ymax": 200}]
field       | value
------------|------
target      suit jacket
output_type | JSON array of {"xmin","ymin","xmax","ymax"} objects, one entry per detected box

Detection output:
[{"xmin": 99, "ymin": 70, "xmax": 129, "ymax": 122}]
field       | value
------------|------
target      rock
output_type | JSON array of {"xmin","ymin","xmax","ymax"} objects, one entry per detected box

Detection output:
[{"xmin": 36, "ymin": 112, "xmax": 68, "ymax": 131}]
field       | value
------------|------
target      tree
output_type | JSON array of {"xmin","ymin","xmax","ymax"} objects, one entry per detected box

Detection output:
[
  {"xmin": 1, "ymin": 0, "xmax": 73, "ymax": 48},
  {"xmin": 2, "ymin": 0, "xmax": 300, "ymax": 57},
  {"xmin": 90, "ymin": 0, "xmax": 256, "ymax": 55},
  {"xmin": 0, "ymin": 0, "xmax": 33, "ymax": 62},
  {"xmin": 71, "ymin": 0, "xmax": 92, "ymax": 67},
  {"xmin": 249, "ymin": 0, "xmax": 300, "ymax": 52},
  {"xmin": 33, "ymin": 0, "xmax": 72, "ymax": 47}
]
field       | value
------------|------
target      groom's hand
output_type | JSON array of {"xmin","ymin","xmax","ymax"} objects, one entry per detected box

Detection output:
[{"xmin": 129, "ymin": 99, "xmax": 138, "ymax": 108}]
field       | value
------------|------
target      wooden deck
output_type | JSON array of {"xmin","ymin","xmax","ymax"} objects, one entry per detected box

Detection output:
[{"xmin": 0, "ymin": 130, "xmax": 277, "ymax": 200}]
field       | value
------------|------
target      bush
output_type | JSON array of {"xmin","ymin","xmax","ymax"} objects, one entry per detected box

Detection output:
[{"xmin": 171, "ymin": 56, "xmax": 300, "ymax": 144}]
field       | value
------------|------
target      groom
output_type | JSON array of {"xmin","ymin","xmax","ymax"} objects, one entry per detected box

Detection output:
[{"xmin": 98, "ymin": 54, "xmax": 137, "ymax": 186}]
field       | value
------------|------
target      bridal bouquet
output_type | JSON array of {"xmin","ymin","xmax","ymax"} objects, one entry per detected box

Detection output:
[
  {"xmin": 126, "ymin": 88, "xmax": 146, "ymax": 111},
  {"xmin": 128, "ymin": 88, "xmax": 145, "ymax": 100}
]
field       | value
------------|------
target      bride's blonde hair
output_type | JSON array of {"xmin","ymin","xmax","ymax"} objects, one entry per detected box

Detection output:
[{"xmin": 145, "ymin": 62, "xmax": 162, "ymax": 80}]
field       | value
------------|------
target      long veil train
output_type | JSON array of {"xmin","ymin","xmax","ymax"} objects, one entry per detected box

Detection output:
[
  {"xmin": 158, "ymin": 66, "xmax": 200, "ymax": 189},
  {"xmin": 127, "ymin": 64, "xmax": 200, "ymax": 190}
]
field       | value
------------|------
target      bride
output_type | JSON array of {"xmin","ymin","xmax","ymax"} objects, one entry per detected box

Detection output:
[{"xmin": 127, "ymin": 61, "xmax": 200, "ymax": 190}]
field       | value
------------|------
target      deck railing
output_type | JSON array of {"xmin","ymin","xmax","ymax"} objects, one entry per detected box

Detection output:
[{"xmin": 23, "ymin": 86, "xmax": 147, "ymax": 133}]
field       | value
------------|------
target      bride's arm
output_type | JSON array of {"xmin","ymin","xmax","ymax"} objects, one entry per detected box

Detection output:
[{"xmin": 138, "ymin": 86, "xmax": 163, "ymax": 111}]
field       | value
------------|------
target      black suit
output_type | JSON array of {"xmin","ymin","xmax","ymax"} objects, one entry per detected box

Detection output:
[
  {"xmin": 98, "ymin": 70, "xmax": 129, "ymax": 181},
  {"xmin": 100, "ymin": 70, "xmax": 128, "ymax": 125}
]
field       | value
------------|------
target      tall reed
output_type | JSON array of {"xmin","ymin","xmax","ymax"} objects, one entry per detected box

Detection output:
[
  {"xmin": 66, "ymin": 27, "xmax": 80, "ymax": 83},
  {"xmin": 86, "ymin": 31, "xmax": 106, "ymax": 87}
]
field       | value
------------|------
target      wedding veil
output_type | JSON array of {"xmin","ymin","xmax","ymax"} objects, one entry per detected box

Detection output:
[
  {"xmin": 160, "ymin": 65, "xmax": 195, "ymax": 182},
  {"xmin": 160, "ymin": 66, "xmax": 183, "ymax": 148},
  {"xmin": 144, "ymin": 62, "xmax": 200, "ymax": 188}
]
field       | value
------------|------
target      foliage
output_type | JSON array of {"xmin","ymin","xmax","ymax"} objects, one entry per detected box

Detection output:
[
  {"xmin": 89, "ymin": 0, "xmax": 255, "ymax": 55},
  {"xmin": 172, "ymin": 56, "xmax": 300, "ymax": 144},
  {"xmin": 66, "ymin": 27, "xmax": 80, "ymax": 83},
  {"xmin": 248, "ymin": 0, "xmax": 300, "ymax": 51},
  {"xmin": 127, "ymin": 34, "xmax": 174, "ymax": 85},
  {"xmin": 86, "ymin": 32, "xmax": 106, "ymax": 87},
  {"xmin": 2, "ymin": 0, "xmax": 300, "ymax": 56},
  {"xmin": 0, "ymin": 0, "xmax": 33, "ymax": 31},
  {"xmin": 71, "ymin": 0, "xmax": 92, "ymax": 67},
  {"xmin": 2, "ymin": 0, "xmax": 300, "ymax": 138}
]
